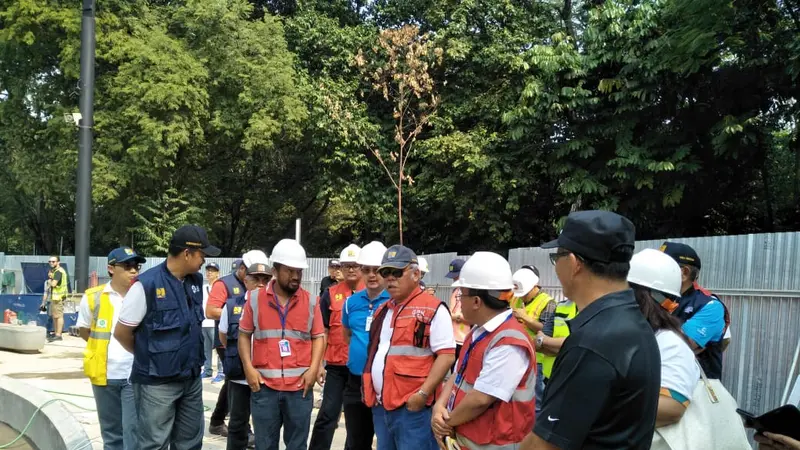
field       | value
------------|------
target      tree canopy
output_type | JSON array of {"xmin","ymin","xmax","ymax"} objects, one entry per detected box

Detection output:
[{"xmin": 1, "ymin": 0, "xmax": 798, "ymax": 257}]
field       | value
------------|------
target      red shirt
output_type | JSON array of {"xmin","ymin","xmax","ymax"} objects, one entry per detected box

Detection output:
[{"xmin": 207, "ymin": 280, "xmax": 229, "ymax": 309}]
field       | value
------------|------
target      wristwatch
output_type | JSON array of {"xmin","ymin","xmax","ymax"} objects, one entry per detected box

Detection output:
[
  {"xmin": 535, "ymin": 335, "xmax": 545, "ymax": 349},
  {"xmin": 417, "ymin": 389, "xmax": 429, "ymax": 399}
]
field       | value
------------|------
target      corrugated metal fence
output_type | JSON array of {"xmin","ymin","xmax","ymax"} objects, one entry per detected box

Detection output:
[{"xmin": 3, "ymin": 231, "xmax": 799, "ymax": 441}]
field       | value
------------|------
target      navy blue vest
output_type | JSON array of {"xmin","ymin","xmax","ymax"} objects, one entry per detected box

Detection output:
[
  {"xmin": 223, "ymin": 295, "xmax": 247, "ymax": 380},
  {"xmin": 672, "ymin": 284, "xmax": 730, "ymax": 379},
  {"xmin": 213, "ymin": 274, "xmax": 246, "ymax": 348},
  {"xmin": 131, "ymin": 262, "xmax": 205, "ymax": 384}
]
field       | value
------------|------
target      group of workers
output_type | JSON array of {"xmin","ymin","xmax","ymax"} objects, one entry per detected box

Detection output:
[{"xmin": 70, "ymin": 208, "xmax": 792, "ymax": 450}]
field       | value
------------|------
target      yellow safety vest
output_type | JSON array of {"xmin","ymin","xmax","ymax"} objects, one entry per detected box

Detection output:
[
  {"xmin": 83, "ymin": 284, "xmax": 114, "ymax": 386},
  {"xmin": 545, "ymin": 299, "xmax": 579, "ymax": 379},
  {"xmin": 513, "ymin": 291, "xmax": 556, "ymax": 378},
  {"xmin": 51, "ymin": 266, "xmax": 68, "ymax": 301}
]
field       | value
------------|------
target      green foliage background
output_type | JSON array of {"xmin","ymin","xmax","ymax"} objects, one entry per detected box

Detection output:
[{"xmin": 1, "ymin": 0, "xmax": 798, "ymax": 257}]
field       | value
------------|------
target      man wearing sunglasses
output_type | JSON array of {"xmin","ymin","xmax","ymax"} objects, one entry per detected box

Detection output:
[
  {"xmin": 311, "ymin": 244, "xmax": 365, "ymax": 450},
  {"xmin": 42, "ymin": 255, "xmax": 69, "ymax": 342},
  {"xmin": 362, "ymin": 245, "xmax": 456, "ymax": 450},
  {"xmin": 520, "ymin": 210, "xmax": 660, "ymax": 450},
  {"xmin": 77, "ymin": 246, "xmax": 145, "ymax": 450},
  {"xmin": 432, "ymin": 251, "xmax": 536, "ymax": 450}
]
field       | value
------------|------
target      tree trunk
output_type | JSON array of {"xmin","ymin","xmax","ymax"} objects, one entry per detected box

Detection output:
[
  {"xmin": 398, "ymin": 172, "xmax": 404, "ymax": 245},
  {"xmin": 763, "ymin": 166, "xmax": 775, "ymax": 232}
]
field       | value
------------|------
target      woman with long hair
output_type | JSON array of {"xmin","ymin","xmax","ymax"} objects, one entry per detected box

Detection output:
[{"xmin": 628, "ymin": 248, "xmax": 700, "ymax": 428}]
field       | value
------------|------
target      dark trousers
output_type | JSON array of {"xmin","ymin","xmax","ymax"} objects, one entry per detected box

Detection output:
[
  {"xmin": 309, "ymin": 364, "xmax": 349, "ymax": 450},
  {"xmin": 227, "ymin": 382, "xmax": 251, "ymax": 450},
  {"xmin": 211, "ymin": 347, "xmax": 229, "ymax": 426},
  {"xmin": 251, "ymin": 386, "xmax": 313, "ymax": 450},
  {"xmin": 343, "ymin": 373, "xmax": 373, "ymax": 450}
]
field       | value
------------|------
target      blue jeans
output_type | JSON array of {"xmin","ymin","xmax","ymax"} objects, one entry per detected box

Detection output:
[
  {"xmin": 372, "ymin": 405, "xmax": 438, "ymax": 450},
  {"xmin": 92, "ymin": 379, "xmax": 137, "ymax": 450},
  {"xmin": 535, "ymin": 362, "xmax": 545, "ymax": 419},
  {"xmin": 133, "ymin": 377, "xmax": 204, "ymax": 450},
  {"xmin": 251, "ymin": 386, "xmax": 313, "ymax": 450},
  {"xmin": 202, "ymin": 327, "xmax": 214, "ymax": 376}
]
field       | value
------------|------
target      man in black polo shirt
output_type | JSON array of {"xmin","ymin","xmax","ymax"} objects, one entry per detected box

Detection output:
[{"xmin": 521, "ymin": 210, "xmax": 661, "ymax": 450}]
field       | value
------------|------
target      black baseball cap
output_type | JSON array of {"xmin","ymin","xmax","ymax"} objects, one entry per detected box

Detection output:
[
  {"xmin": 541, "ymin": 210, "xmax": 635, "ymax": 263},
  {"xmin": 108, "ymin": 247, "xmax": 146, "ymax": 265},
  {"xmin": 379, "ymin": 245, "xmax": 418, "ymax": 270},
  {"xmin": 247, "ymin": 262, "xmax": 271, "ymax": 275},
  {"xmin": 170, "ymin": 225, "xmax": 221, "ymax": 256},
  {"xmin": 205, "ymin": 262, "xmax": 220, "ymax": 271},
  {"xmin": 445, "ymin": 259, "xmax": 465, "ymax": 279},
  {"xmin": 660, "ymin": 242, "xmax": 701, "ymax": 269}
]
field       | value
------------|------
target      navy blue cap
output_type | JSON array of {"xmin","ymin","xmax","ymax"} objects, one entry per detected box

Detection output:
[
  {"xmin": 660, "ymin": 242, "xmax": 701, "ymax": 269},
  {"xmin": 379, "ymin": 245, "xmax": 418, "ymax": 270},
  {"xmin": 445, "ymin": 259, "xmax": 465, "ymax": 279},
  {"xmin": 108, "ymin": 247, "xmax": 146, "ymax": 265},
  {"xmin": 541, "ymin": 210, "xmax": 635, "ymax": 263},
  {"xmin": 232, "ymin": 259, "xmax": 244, "ymax": 271},
  {"xmin": 170, "ymin": 225, "xmax": 221, "ymax": 256},
  {"xmin": 205, "ymin": 262, "xmax": 220, "ymax": 271}
]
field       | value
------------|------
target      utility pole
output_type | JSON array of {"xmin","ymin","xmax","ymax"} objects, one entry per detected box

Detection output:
[{"xmin": 75, "ymin": 0, "xmax": 96, "ymax": 293}]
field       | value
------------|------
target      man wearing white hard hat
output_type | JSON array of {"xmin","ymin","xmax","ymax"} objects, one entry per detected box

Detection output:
[
  {"xmin": 310, "ymin": 244, "xmax": 365, "ymax": 450},
  {"xmin": 418, "ymin": 256, "xmax": 435, "ymax": 295},
  {"xmin": 341, "ymin": 241, "xmax": 391, "ymax": 450},
  {"xmin": 511, "ymin": 265, "xmax": 556, "ymax": 418},
  {"xmin": 238, "ymin": 239, "xmax": 325, "ymax": 450},
  {"xmin": 432, "ymin": 252, "xmax": 536, "ymax": 450}
]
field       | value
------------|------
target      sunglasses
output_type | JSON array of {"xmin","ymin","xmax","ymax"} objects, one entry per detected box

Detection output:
[
  {"xmin": 114, "ymin": 263, "xmax": 142, "ymax": 272},
  {"xmin": 342, "ymin": 264, "xmax": 360, "ymax": 271},
  {"xmin": 549, "ymin": 251, "xmax": 571, "ymax": 266},
  {"xmin": 378, "ymin": 267, "xmax": 407, "ymax": 279}
]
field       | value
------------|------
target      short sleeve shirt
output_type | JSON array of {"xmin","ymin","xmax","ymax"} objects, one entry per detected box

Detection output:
[
  {"xmin": 534, "ymin": 289, "xmax": 661, "ymax": 450},
  {"xmin": 341, "ymin": 289, "xmax": 391, "ymax": 375}
]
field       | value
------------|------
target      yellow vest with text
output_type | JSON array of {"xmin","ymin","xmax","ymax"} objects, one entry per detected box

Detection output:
[
  {"xmin": 51, "ymin": 266, "xmax": 69, "ymax": 301},
  {"xmin": 513, "ymin": 291, "xmax": 555, "ymax": 378},
  {"xmin": 83, "ymin": 284, "xmax": 114, "ymax": 386}
]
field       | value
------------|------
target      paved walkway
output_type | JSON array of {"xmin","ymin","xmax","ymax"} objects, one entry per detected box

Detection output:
[{"xmin": 0, "ymin": 335, "xmax": 349, "ymax": 449}]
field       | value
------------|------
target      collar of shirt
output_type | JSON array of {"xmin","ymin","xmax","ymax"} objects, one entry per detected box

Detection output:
[
  {"xmin": 354, "ymin": 288, "xmax": 390, "ymax": 303},
  {"xmin": 567, "ymin": 289, "xmax": 635, "ymax": 332},
  {"xmin": 103, "ymin": 282, "xmax": 124, "ymax": 299},
  {"xmin": 473, "ymin": 309, "xmax": 513, "ymax": 339}
]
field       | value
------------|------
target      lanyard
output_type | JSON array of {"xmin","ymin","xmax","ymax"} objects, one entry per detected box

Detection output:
[
  {"xmin": 455, "ymin": 314, "xmax": 512, "ymax": 385},
  {"xmin": 270, "ymin": 284, "xmax": 291, "ymax": 338}
]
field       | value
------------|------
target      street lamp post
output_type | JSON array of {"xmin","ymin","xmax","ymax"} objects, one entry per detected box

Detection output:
[{"xmin": 75, "ymin": 0, "xmax": 95, "ymax": 293}]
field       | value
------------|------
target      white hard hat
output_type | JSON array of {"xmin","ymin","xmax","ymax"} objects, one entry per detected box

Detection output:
[
  {"xmin": 357, "ymin": 241, "xmax": 387, "ymax": 267},
  {"xmin": 452, "ymin": 252, "xmax": 514, "ymax": 291},
  {"xmin": 270, "ymin": 239, "xmax": 308, "ymax": 269},
  {"xmin": 339, "ymin": 244, "xmax": 361, "ymax": 263},
  {"xmin": 627, "ymin": 248, "xmax": 681, "ymax": 298},
  {"xmin": 512, "ymin": 268, "xmax": 539, "ymax": 297},
  {"xmin": 242, "ymin": 250, "xmax": 269, "ymax": 268},
  {"xmin": 418, "ymin": 256, "xmax": 430, "ymax": 273}
]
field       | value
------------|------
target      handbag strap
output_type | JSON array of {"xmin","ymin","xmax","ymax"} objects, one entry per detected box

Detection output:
[{"xmin": 696, "ymin": 359, "xmax": 719, "ymax": 404}]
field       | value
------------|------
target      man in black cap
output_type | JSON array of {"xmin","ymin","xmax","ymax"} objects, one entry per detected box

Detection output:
[
  {"xmin": 660, "ymin": 241, "xmax": 729, "ymax": 379},
  {"xmin": 521, "ymin": 210, "xmax": 660, "ymax": 450},
  {"xmin": 319, "ymin": 259, "xmax": 341, "ymax": 297},
  {"xmin": 116, "ymin": 225, "xmax": 220, "ymax": 450}
]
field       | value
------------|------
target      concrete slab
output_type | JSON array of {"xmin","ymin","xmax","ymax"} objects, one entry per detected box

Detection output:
[
  {"xmin": 0, "ymin": 335, "xmax": 351, "ymax": 450},
  {"xmin": 0, "ymin": 323, "xmax": 46, "ymax": 353}
]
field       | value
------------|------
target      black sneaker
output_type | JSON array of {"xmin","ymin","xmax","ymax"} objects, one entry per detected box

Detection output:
[
  {"xmin": 209, "ymin": 423, "xmax": 228, "ymax": 437},
  {"xmin": 47, "ymin": 335, "xmax": 63, "ymax": 342}
]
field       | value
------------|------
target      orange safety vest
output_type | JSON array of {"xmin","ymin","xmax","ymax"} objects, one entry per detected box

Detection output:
[
  {"xmin": 362, "ymin": 289, "xmax": 446, "ymax": 410},
  {"xmin": 452, "ymin": 317, "xmax": 536, "ymax": 448},
  {"xmin": 325, "ymin": 281, "xmax": 364, "ymax": 366},
  {"xmin": 249, "ymin": 282, "xmax": 318, "ymax": 391}
]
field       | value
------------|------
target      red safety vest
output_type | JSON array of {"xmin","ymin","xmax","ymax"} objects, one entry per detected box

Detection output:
[
  {"xmin": 452, "ymin": 316, "xmax": 536, "ymax": 448},
  {"xmin": 324, "ymin": 281, "xmax": 364, "ymax": 366},
  {"xmin": 249, "ymin": 282, "xmax": 317, "ymax": 391},
  {"xmin": 362, "ymin": 289, "xmax": 445, "ymax": 410}
]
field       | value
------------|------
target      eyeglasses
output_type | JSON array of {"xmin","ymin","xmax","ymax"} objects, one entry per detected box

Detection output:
[
  {"xmin": 361, "ymin": 267, "xmax": 379, "ymax": 275},
  {"xmin": 549, "ymin": 251, "xmax": 572, "ymax": 266},
  {"xmin": 114, "ymin": 263, "xmax": 142, "ymax": 272},
  {"xmin": 378, "ymin": 267, "xmax": 407, "ymax": 279},
  {"xmin": 342, "ymin": 264, "xmax": 360, "ymax": 271}
]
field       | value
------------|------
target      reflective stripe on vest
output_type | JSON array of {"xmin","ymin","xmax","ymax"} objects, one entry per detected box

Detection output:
[
  {"xmin": 251, "ymin": 287, "xmax": 317, "ymax": 335},
  {"xmin": 83, "ymin": 285, "xmax": 113, "ymax": 386},
  {"xmin": 386, "ymin": 346, "xmax": 434, "ymax": 357},
  {"xmin": 257, "ymin": 367, "xmax": 309, "ymax": 378}
]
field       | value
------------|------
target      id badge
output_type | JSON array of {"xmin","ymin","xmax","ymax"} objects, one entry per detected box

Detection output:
[
  {"xmin": 365, "ymin": 314, "xmax": 373, "ymax": 331},
  {"xmin": 279, "ymin": 339, "xmax": 292, "ymax": 357},
  {"xmin": 446, "ymin": 390, "xmax": 456, "ymax": 411}
]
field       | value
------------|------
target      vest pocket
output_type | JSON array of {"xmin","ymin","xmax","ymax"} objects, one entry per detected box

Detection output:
[{"xmin": 149, "ymin": 300, "xmax": 183, "ymax": 377}]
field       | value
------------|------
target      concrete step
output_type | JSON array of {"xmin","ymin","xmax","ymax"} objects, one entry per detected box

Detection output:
[{"xmin": 0, "ymin": 323, "xmax": 46, "ymax": 353}]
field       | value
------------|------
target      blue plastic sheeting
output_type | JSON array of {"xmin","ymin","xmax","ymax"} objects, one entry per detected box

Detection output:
[
  {"xmin": 0, "ymin": 294, "xmax": 77, "ymax": 331},
  {"xmin": 20, "ymin": 262, "xmax": 71, "ymax": 294}
]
